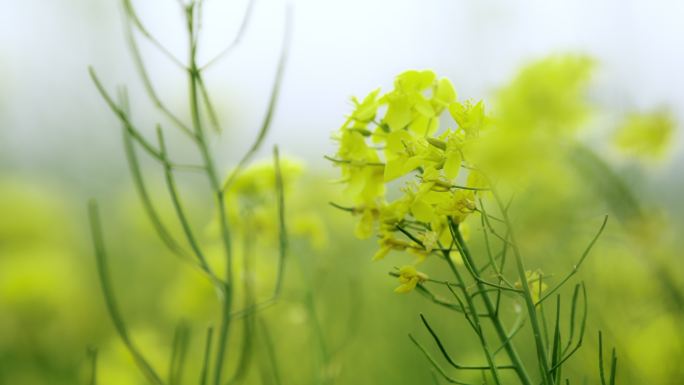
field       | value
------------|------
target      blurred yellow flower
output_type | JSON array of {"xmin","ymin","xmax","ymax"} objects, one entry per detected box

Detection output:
[
  {"xmin": 394, "ymin": 265, "xmax": 428, "ymax": 294},
  {"xmin": 515, "ymin": 270, "xmax": 548, "ymax": 302},
  {"xmin": 496, "ymin": 54, "xmax": 594, "ymax": 135},
  {"xmin": 614, "ymin": 110, "xmax": 675, "ymax": 160}
]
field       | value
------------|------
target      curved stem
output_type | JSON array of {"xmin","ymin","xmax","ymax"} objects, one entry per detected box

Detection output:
[
  {"xmin": 222, "ymin": 6, "xmax": 292, "ymax": 192},
  {"xmin": 487, "ymin": 186, "xmax": 553, "ymax": 385},
  {"xmin": 448, "ymin": 220, "xmax": 533, "ymax": 385},
  {"xmin": 201, "ymin": 0, "xmax": 256, "ymax": 70},
  {"xmin": 88, "ymin": 201, "xmax": 166, "ymax": 385},
  {"xmin": 441, "ymin": 247, "xmax": 504, "ymax": 385}
]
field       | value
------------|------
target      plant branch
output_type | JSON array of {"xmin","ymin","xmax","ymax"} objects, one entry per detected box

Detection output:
[
  {"xmin": 222, "ymin": 6, "xmax": 292, "ymax": 192},
  {"xmin": 87, "ymin": 201, "xmax": 165, "ymax": 385}
]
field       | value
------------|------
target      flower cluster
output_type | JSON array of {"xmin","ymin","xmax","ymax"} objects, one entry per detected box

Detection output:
[{"xmin": 330, "ymin": 70, "xmax": 489, "ymax": 291}]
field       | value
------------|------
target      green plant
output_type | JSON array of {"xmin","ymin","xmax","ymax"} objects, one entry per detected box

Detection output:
[
  {"xmin": 86, "ymin": 0, "xmax": 295, "ymax": 384},
  {"xmin": 328, "ymin": 69, "xmax": 619, "ymax": 385}
]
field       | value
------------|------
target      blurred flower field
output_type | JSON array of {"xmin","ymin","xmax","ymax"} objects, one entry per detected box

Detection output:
[{"xmin": 1, "ymin": 2, "xmax": 683, "ymax": 385}]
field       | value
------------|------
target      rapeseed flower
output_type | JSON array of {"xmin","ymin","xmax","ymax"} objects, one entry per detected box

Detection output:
[
  {"xmin": 329, "ymin": 69, "xmax": 488, "ymax": 277},
  {"xmin": 394, "ymin": 265, "xmax": 428, "ymax": 293}
]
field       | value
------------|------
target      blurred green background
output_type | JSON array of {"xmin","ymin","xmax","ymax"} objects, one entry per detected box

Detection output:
[{"xmin": 1, "ymin": 1, "xmax": 683, "ymax": 384}]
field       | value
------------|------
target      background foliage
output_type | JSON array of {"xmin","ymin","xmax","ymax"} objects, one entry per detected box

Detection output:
[{"xmin": 1, "ymin": 1, "xmax": 683, "ymax": 385}]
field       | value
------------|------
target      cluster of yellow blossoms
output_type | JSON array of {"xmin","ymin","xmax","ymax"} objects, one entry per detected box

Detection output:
[{"xmin": 330, "ymin": 70, "xmax": 488, "ymax": 292}]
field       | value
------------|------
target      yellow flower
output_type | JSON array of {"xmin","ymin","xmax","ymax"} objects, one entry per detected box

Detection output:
[
  {"xmin": 225, "ymin": 157, "xmax": 303, "ymax": 198},
  {"xmin": 350, "ymin": 88, "xmax": 381, "ymax": 124},
  {"xmin": 333, "ymin": 124, "xmax": 386, "ymax": 205},
  {"xmin": 394, "ymin": 265, "xmax": 428, "ymax": 293},
  {"xmin": 372, "ymin": 244, "xmax": 393, "ymax": 261},
  {"xmin": 383, "ymin": 130, "xmax": 425, "ymax": 181},
  {"xmin": 449, "ymin": 100, "xmax": 486, "ymax": 139},
  {"xmin": 329, "ymin": 69, "xmax": 488, "ymax": 258},
  {"xmin": 380, "ymin": 70, "xmax": 449, "ymax": 135},
  {"xmin": 432, "ymin": 78, "xmax": 457, "ymax": 112},
  {"xmin": 495, "ymin": 54, "xmax": 594, "ymax": 135},
  {"xmin": 354, "ymin": 205, "xmax": 381, "ymax": 239},
  {"xmin": 418, "ymin": 231, "xmax": 439, "ymax": 253},
  {"xmin": 291, "ymin": 214, "xmax": 328, "ymax": 250},
  {"xmin": 614, "ymin": 110, "xmax": 675, "ymax": 160},
  {"xmin": 443, "ymin": 130, "xmax": 465, "ymax": 179},
  {"xmin": 372, "ymin": 232, "xmax": 419, "ymax": 261},
  {"xmin": 515, "ymin": 270, "xmax": 548, "ymax": 302},
  {"xmin": 435, "ymin": 189, "xmax": 476, "ymax": 224}
]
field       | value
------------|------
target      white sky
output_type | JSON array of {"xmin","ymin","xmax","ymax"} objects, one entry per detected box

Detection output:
[{"xmin": 1, "ymin": 0, "xmax": 683, "ymax": 188}]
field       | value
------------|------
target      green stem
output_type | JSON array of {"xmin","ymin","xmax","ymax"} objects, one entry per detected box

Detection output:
[
  {"xmin": 449, "ymin": 221, "xmax": 532, "ymax": 385},
  {"xmin": 156, "ymin": 127, "xmax": 223, "ymax": 289},
  {"xmin": 183, "ymin": 5, "xmax": 234, "ymax": 384},
  {"xmin": 226, "ymin": 230, "xmax": 257, "ymax": 384},
  {"xmin": 441, "ymin": 247, "xmax": 503, "ymax": 385},
  {"xmin": 199, "ymin": 327, "xmax": 214, "ymax": 385},
  {"xmin": 488, "ymin": 187, "xmax": 553, "ymax": 385},
  {"xmin": 221, "ymin": 6, "xmax": 291, "ymax": 193},
  {"xmin": 88, "ymin": 201, "xmax": 166, "ymax": 385}
]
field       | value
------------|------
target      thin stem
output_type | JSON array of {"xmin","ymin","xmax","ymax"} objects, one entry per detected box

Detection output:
[
  {"xmin": 548, "ymin": 284, "xmax": 588, "ymax": 373},
  {"xmin": 122, "ymin": 13, "xmax": 195, "ymax": 138},
  {"xmin": 396, "ymin": 225, "xmax": 425, "ymax": 248},
  {"xmin": 563, "ymin": 285, "xmax": 581, "ymax": 355},
  {"xmin": 260, "ymin": 318, "xmax": 283, "ymax": 385},
  {"xmin": 445, "ymin": 283, "xmax": 478, "ymax": 331},
  {"xmin": 409, "ymin": 334, "xmax": 478, "ymax": 385},
  {"xmin": 328, "ymin": 201, "xmax": 355, "ymax": 213},
  {"xmin": 201, "ymin": 0, "xmax": 256, "ymax": 70},
  {"xmin": 488, "ymin": 185, "xmax": 553, "ymax": 385},
  {"xmin": 440, "ymin": 244, "xmax": 504, "ymax": 385},
  {"xmin": 182, "ymin": 6, "xmax": 235, "ymax": 384},
  {"xmin": 448, "ymin": 219, "xmax": 532, "ymax": 385},
  {"xmin": 473, "ymin": 208, "xmax": 505, "ymax": 223},
  {"xmin": 413, "ymin": 282, "xmax": 469, "ymax": 314},
  {"xmin": 118, "ymin": 89, "xmax": 190, "ymax": 260},
  {"xmin": 222, "ymin": 6, "xmax": 292, "ymax": 192},
  {"xmin": 89, "ymin": 68, "xmax": 165, "ymax": 161},
  {"xmin": 226, "ymin": 146, "xmax": 289, "ymax": 322},
  {"xmin": 493, "ymin": 313, "xmax": 525, "ymax": 355},
  {"xmin": 535, "ymin": 216, "xmax": 608, "ymax": 306},
  {"xmin": 477, "ymin": 249, "xmax": 505, "ymax": 275},
  {"xmin": 225, "ymin": 230, "xmax": 257, "ymax": 384},
  {"xmin": 539, "ymin": 296, "xmax": 551, "ymax": 354},
  {"xmin": 420, "ymin": 314, "xmax": 516, "ymax": 371},
  {"xmin": 121, "ymin": 0, "xmax": 186, "ymax": 68},
  {"xmin": 598, "ymin": 332, "xmax": 606, "ymax": 385},
  {"xmin": 199, "ymin": 327, "xmax": 214, "ymax": 385},
  {"xmin": 171, "ymin": 163, "xmax": 206, "ymax": 172},
  {"xmin": 272, "ymin": 146, "xmax": 288, "ymax": 297},
  {"xmin": 449, "ymin": 224, "xmax": 517, "ymax": 295},
  {"xmin": 324, "ymin": 155, "xmax": 385, "ymax": 167},
  {"xmin": 119, "ymin": 96, "xmax": 225, "ymax": 288},
  {"xmin": 156, "ymin": 127, "xmax": 217, "ymax": 283},
  {"xmin": 196, "ymin": 74, "xmax": 223, "ymax": 133},
  {"xmin": 478, "ymin": 198, "xmax": 513, "ymax": 289},
  {"xmin": 168, "ymin": 322, "xmax": 190, "ymax": 385},
  {"xmin": 87, "ymin": 201, "xmax": 165, "ymax": 385},
  {"xmin": 609, "ymin": 349, "xmax": 617, "ymax": 385},
  {"xmin": 549, "ymin": 296, "xmax": 562, "ymax": 382}
]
